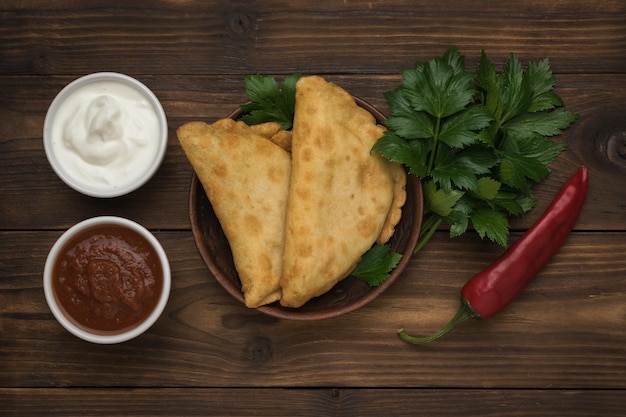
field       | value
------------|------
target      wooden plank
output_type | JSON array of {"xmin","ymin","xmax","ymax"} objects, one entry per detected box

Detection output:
[
  {"xmin": 1, "ymin": 388, "xmax": 626, "ymax": 416},
  {"xmin": 1, "ymin": 1, "xmax": 624, "ymax": 75},
  {"xmin": 0, "ymin": 73, "xmax": 623, "ymax": 231},
  {"xmin": 2, "ymin": 231, "xmax": 625, "ymax": 389}
]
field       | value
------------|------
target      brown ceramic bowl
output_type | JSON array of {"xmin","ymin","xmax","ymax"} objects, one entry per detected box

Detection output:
[{"xmin": 189, "ymin": 97, "xmax": 423, "ymax": 320}]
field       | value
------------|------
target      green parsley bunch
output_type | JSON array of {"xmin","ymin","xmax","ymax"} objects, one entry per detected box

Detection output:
[{"xmin": 373, "ymin": 47, "xmax": 578, "ymax": 251}]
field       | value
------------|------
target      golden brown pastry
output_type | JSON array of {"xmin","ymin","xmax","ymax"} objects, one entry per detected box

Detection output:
[
  {"xmin": 250, "ymin": 123, "xmax": 292, "ymax": 152},
  {"xmin": 377, "ymin": 163, "xmax": 407, "ymax": 244},
  {"xmin": 177, "ymin": 119, "xmax": 291, "ymax": 308},
  {"xmin": 279, "ymin": 76, "xmax": 406, "ymax": 308}
]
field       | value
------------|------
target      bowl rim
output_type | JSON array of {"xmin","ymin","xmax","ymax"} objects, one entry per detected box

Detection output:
[
  {"xmin": 43, "ymin": 216, "xmax": 171, "ymax": 343},
  {"xmin": 189, "ymin": 96, "xmax": 423, "ymax": 320},
  {"xmin": 43, "ymin": 72, "xmax": 168, "ymax": 198}
]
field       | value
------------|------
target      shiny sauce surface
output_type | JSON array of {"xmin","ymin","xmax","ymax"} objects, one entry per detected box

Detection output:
[{"xmin": 52, "ymin": 224, "xmax": 163, "ymax": 334}]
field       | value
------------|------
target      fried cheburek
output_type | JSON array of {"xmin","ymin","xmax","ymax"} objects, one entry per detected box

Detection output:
[
  {"xmin": 177, "ymin": 119, "xmax": 291, "ymax": 308},
  {"xmin": 279, "ymin": 76, "xmax": 406, "ymax": 308},
  {"xmin": 178, "ymin": 75, "xmax": 406, "ymax": 310}
]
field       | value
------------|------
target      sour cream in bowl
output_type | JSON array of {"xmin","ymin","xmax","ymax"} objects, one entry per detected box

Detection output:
[{"xmin": 43, "ymin": 72, "xmax": 168, "ymax": 198}]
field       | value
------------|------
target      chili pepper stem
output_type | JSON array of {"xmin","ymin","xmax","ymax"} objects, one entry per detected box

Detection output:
[{"xmin": 398, "ymin": 298, "xmax": 479, "ymax": 344}]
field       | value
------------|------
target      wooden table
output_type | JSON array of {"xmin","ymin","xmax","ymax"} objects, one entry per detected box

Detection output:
[{"xmin": 2, "ymin": 1, "xmax": 625, "ymax": 415}]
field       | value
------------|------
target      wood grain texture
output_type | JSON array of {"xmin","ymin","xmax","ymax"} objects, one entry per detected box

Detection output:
[
  {"xmin": 2, "ymin": 231, "xmax": 625, "ymax": 389},
  {"xmin": 1, "ymin": 0, "xmax": 625, "ymax": 415},
  {"xmin": 1, "ymin": 0, "xmax": 625, "ymax": 75},
  {"xmin": 2, "ymin": 388, "xmax": 626, "ymax": 417}
]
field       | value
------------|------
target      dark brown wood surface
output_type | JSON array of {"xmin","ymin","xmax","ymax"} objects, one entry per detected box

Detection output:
[{"xmin": 1, "ymin": 1, "xmax": 625, "ymax": 415}]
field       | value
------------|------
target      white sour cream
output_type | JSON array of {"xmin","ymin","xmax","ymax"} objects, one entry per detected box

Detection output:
[{"xmin": 49, "ymin": 80, "xmax": 161, "ymax": 192}]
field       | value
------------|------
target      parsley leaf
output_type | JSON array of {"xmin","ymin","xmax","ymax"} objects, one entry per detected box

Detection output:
[
  {"xmin": 240, "ymin": 73, "xmax": 301, "ymax": 129},
  {"xmin": 423, "ymin": 180, "xmax": 465, "ymax": 217},
  {"xmin": 351, "ymin": 244, "xmax": 403, "ymax": 286},
  {"xmin": 437, "ymin": 105, "xmax": 493, "ymax": 148},
  {"xmin": 474, "ymin": 176, "xmax": 501, "ymax": 201},
  {"xmin": 374, "ymin": 47, "xmax": 577, "ymax": 250},
  {"xmin": 470, "ymin": 207, "xmax": 510, "ymax": 247},
  {"xmin": 374, "ymin": 131, "xmax": 427, "ymax": 178}
]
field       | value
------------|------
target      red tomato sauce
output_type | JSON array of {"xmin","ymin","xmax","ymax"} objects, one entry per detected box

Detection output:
[{"xmin": 52, "ymin": 224, "xmax": 163, "ymax": 334}]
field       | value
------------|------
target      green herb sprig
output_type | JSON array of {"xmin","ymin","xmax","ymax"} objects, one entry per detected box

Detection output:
[
  {"xmin": 350, "ymin": 243, "xmax": 403, "ymax": 286},
  {"xmin": 240, "ymin": 73, "xmax": 301, "ymax": 130},
  {"xmin": 374, "ymin": 47, "xmax": 578, "ymax": 251}
]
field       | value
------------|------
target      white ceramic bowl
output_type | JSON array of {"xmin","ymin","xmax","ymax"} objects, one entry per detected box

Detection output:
[
  {"xmin": 43, "ymin": 72, "xmax": 168, "ymax": 198},
  {"xmin": 43, "ymin": 216, "xmax": 171, "ymax": 344}
]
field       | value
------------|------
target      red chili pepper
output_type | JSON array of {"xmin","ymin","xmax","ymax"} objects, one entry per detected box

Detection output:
[{"xmin": 399, "ymin": 165, "xmax": 589, "ymax": 344}]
